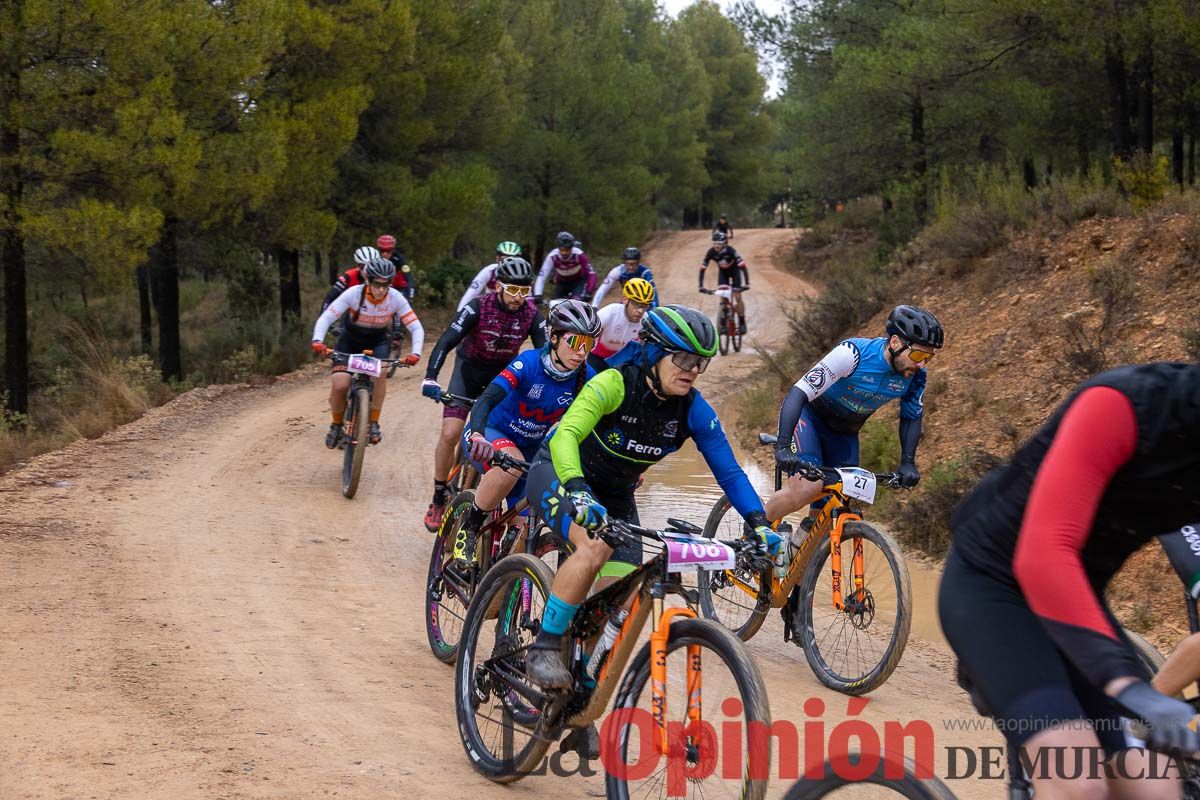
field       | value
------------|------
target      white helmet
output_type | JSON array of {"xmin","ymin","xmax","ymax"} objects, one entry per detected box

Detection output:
[{"xmin": 353, "ymin": 246, "xmax": 380, "ymax": 266}]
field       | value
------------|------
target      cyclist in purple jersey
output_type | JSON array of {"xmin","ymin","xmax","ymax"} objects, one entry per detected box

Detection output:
[
  {"xmin": 534, "ymin": 231, "xmax": 596, "ymax": 302},
  {"xmin": 420, "ymin": 256, "xmax": 546, "ymax": 532}
]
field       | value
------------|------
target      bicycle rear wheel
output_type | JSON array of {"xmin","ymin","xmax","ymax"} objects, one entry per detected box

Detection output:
[
  {"xmin": 797, "ymin": 521, "xmax": 911, "ymax": 694},
  {"xmin": 697, "ymin": 494, "xmax": 770, "ymax": 640},
  {"xmin": 455, "ymin": 553, "xmax": 556, "ymax": 782},
  {"xmin": 784, "ymin": 756, "xmax": 957, "ymax": 800},
  {"xmin": 606, "ymin": 617, "xmax": 772, "ymax": 800},
  {"xmin": 341, "ymin": 386, "xmax": 370, "ymax": 498}
]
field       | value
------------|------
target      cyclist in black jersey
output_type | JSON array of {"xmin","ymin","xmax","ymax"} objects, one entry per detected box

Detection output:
[
  {"xmin": 940, "ymin": 362, "xmax": 1200, "ymax": 797},
  {"xmin": 523, "ymin": 305, "xmax": 781, "ymax": 691},
  {"xmin": 699, "ymin": 231, "xmax": 749, "ymax": 333}
]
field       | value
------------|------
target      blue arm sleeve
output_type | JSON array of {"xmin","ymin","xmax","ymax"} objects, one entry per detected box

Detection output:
[
  {"xmin": 899, "ymin": 369, "xmax": 927, "ymax": 421},
  {"xmin": 604, "ymin": 341, "xmax": 642, "ymax": 368},
  {"xmin": 688, "ymin": 392, "xmax": 765, "ymax": 521},
  {"xmin": 899, "ymin": 417, "xmax": 922, "ymax": 464},
  {"xmin": 642, "ymin": 268, "xmax": 659, "ymax": 308}
]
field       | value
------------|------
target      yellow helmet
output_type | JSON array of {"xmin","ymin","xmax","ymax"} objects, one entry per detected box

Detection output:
[{"xmin": 622, "ymin": 277, "xmax": 654, "ymax": 305}]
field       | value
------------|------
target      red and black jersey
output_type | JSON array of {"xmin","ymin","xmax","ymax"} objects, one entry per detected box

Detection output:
[
  {"xmin": 321, "ymin": 265, "xmax": 414, "ymax": 310},
  {"xmin": 951, "ymin": 362, "xmax": 1200, "ymax": 687}
]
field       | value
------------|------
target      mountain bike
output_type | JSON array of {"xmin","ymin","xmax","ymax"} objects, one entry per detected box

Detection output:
[
  {"xmin": 327, "ymin": 350, "xmax": 408, "ymax": 499},
  {"xmin": 454, "ymin": 515, "xmax": 773, "ymax": 799},
  {"xmin": 426, "ymin": 452, "xmax": 571, "ymax": 664},
  {"xmin": 698, "ymin": 431, "xmax": 912, "ymax": 695},
  {"xmin": 434, "ymin": 392, "xmax": 481, "ymax": 494},
  {"xmin": 700, "ymin": 286, "xmax": 742, "ymax": 354}
]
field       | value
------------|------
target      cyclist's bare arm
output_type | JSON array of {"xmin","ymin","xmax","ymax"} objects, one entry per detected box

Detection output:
[
  {"xmin": 1153, "ymin": 525, "xmax": 1200, "ymax": 695},
  {"xmin": 1152, "ymin": 633, "xmax": 1200, "ymax": 697}
]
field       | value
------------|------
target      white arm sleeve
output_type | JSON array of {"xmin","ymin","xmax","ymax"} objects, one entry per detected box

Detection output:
[
  {"xmin": 592, "ymin": 266, "xmax": 622, "ymax": 306},
  {"xmin": 457, "ymin": 265, "xmax": 494, "ymax": 311},
  {"xmin": 390, "ymin": 291, "xmax": 425, "ymax": 355},
  {"xmin": 534, "ymin": 253, "xmax": 555, "ymax": 296},
  {"xmin": 312, "ymin": 286, "xmax": 359, "ymax": 341},
  {"xmin": 793, "ymin": 340, "xmax": 860, "ymax": 401}
]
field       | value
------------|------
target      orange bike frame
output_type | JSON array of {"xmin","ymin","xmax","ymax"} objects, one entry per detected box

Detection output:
[
  {"xmin": 827, "ymin": 509, "xmax": 864, "ymax": 611},
  {"xmin": 649, "ymin": 604, "xmax": 701, "ymax": 756}
]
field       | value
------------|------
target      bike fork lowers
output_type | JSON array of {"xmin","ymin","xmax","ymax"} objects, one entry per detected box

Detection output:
[
  {"xmin": 649, "ymin": 599, "xmax": 705, "ymax": 762},
  {"xmin": 827, "ymin": 510, "xmax": 865, "ymax": 611}
]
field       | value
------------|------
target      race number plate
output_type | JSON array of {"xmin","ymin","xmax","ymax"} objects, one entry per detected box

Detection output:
[
  {"xmin": 346, "ymin": 354, "xmax": 382, "ymax": 377},
  {"xmin": 835, "ymin": 467, "xmax": 877, "ymax": 504},
  {"xmin": 715, "ymin": 286, "xmax": 733, "ymax": 301},
  {"xmin": 661, "ymin": 532, "xmax": 737, "ymax": 572}
]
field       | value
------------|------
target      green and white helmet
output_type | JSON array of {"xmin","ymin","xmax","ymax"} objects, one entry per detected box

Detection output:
[{"xmin": 496, "ymin": 240, "xmax": 522, "ymax": 256}]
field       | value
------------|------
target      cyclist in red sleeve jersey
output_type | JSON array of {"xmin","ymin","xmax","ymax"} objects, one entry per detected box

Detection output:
[
  {"xmin": 375, "ymin": 234, "xmax": 415, "ymax": 300},
  {"xmin": 940, "ymin": 362, "xmax": 1200, "ymax": 798}
]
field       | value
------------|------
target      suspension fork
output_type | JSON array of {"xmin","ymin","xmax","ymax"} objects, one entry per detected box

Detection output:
[
  {"xmin": 649, "ymin": 598, "xmax": 701, "ymax": 756},
  {"xmin": 828, "ymin": 510, "xmax": 864, "ymax": 611}
]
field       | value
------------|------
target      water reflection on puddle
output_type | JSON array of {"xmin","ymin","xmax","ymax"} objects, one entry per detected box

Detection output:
[{"xmin": 635, "ymin": 439, "xmax": 947, "ymax": 646}]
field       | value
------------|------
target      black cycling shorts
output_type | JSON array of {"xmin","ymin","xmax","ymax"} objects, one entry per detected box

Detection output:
[
  {"xmin": 444, "ymin": 357, "xmax": 505, "ymax": 420},
  {"xmin": 716, "ymin": 266, "xmax": 746, "ymax": 290},
  {"xmin": 939, "ymin": 546, "xmax": 1143, "ymax": 754},
  {"xmin": 332, "ymin": 327, "xmax": 391, "ymax": 371},
  {"xmin": 550, "ymin": 276, "xmax": 590, "ymax": 301},
  {"xmin": 526, "ymin": 457, "xmax": 642, "ymax": 569}
]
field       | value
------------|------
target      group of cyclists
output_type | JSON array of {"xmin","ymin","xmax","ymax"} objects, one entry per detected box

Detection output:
[{"xmin": 310, "ymin": 225, "xmax": 1200, "ymax": 798}]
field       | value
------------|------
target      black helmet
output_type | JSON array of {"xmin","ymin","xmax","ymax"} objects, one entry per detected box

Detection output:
[
  {"xmin": 547, "ymin": 299, "xmax": 602, "ymax": 337},
  {"xmin": 639, "ymin": 305, "xmax": 718, "ymax": 357},
  {"xmin": 495, "ymin": 256, "xmax": 533, "ymax": 286},
  {"xmin": 711, "ymin": 230, "xmax": 726, "ymax": 243},
  {"xmin": 886, "ymin": 305, "xmax": 944, "ymax": 349},
  {"xmin": 364, "ymin": 256, "xmax": 397, "ymax": 283},
  {"xmin": 623, "ymin": 246, "xmax": 641, "ymax": 261},
  {"xmin": 556, "ymin": 231, "xmax": 575, "ymax": 248}
]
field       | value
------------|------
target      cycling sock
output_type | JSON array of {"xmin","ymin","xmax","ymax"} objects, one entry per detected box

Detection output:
[
  {"xmin": 331, "ymin": 411, "xmax": 344, "ymax": 424},
  {"xmin": 433, "ymin": 480, "xmax": 448, "ymax": 504},
  {"xmin": 464, "ymin": 502, "xmax": 488, "ymax": 532},
  {"xmin": 369, "ymin": 408, "xmax": 381, "ymax": 423},
  {"xmin": 541, "ymin": 594, "xmax": 579, "ymax": 637}
]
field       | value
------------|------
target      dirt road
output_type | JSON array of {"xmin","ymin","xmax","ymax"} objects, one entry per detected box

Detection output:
[{"xmin": 0, "ymin": 229, "xmax": 1000, "ymax": 799}]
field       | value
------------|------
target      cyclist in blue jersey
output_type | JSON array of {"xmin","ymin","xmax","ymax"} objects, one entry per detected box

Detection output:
[
  {"xmin": 765, "ymin": 305, "xmax": 944, "ymax": 523},
  {"xmin": 591, "ymin": 247, "xmax": 659, "ymax": 308},
  {"xmin": 452, "ymin": 300, "xmax": 601, "ymax": 569}
]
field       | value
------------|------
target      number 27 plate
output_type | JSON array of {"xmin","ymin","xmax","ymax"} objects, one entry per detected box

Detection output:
[
  {"xmin": 346, "ymin": 354, "xmax": 382, "ymax": 377},
  {"xmin": 834, "ymin": 467, "xmax": 877, "ymax": 504}
]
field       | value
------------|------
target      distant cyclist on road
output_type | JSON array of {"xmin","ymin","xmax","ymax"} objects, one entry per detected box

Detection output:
[
  {"xmin": 698, "ymin": 231, "xmax": 749, "ymax": 334},
  {"xmin": 940, "ymin": 362, "xmax": 1200, "ymax": 797},
  {"xmin": 587, "ymin": 277, "xmax": 654, "ymax": 372},
  {"xmin": 534, "ymin": 231, "xmax": 596, "ymax": 303},
  {"xmin": 452, "ymin": 300, "xmax": 601, "ymax": 569},
  {"xmin": 522, "ymin": 305, "xmax": 781, "ymax": 689},
  {"xmin": 457, "ymin": 240, "xmax": 523, "ymax": 311},
  {"xmin": 421, "ymin": 256, "xmax": 546, "ymax": 532},
  {"xmin": 591, "ymin": 247, "xmax": 658, "ymax": 308},
  {"xmin": 311, "ymin": 257, "xmax": 425, "ymax": 448},
  {"xmin": 766, "ymin": 305, "xmax": 943, "ymax": 523},
  {"xmin": 713, "ymin": 213, "xmax": 734, "ymax": 242},
  {"xmin": 375, "ymin": 234, "xmax": 416, "ymax": 300}
]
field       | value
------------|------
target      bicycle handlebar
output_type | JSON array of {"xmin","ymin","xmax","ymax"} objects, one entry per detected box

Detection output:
[
  {"xmin": 437, "ymin": 391, "xmax": 476, "ymax": 408},
  {"xmin": 487, "ymin": 451, "xmax": 530, "ymax": 473},
  {"xmin": 756, "ymin": 431, "xmax": 901, "ymax": 488}
]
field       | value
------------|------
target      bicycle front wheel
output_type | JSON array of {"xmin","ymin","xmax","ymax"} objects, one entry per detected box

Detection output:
[
  {"xmin": 797, "ymin": 521, "xmax": 912, "ymax": 695},
  {"xmin": 341, "ymin": 386, "xmax": 370, "ymax": 498},
  {"xmin": 606, "ymin": 617, "xmax": 771, "ymax": 800},
  {"xmin": 697, "ymin": 494, "xmax": 770, "ymax": 640},
  {"xmin": 717, "ymin": 307, "xmax": 731, "ymax": 355},
  {"xmin": 784, "ymin": 755, "xmax": 958, "ymax": 800},
  {"xmin": 426, "ymin": 491, "xmax": 479, "ymax": 664}
]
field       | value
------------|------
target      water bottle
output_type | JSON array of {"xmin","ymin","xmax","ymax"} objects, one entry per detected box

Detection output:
[
  {"xmin": 586, "ymin": 609, "xmax": 629, "ymax": 680},
  {"xmin": 774, "ymin": 548, "xmax": 789, "ymax": 580}
]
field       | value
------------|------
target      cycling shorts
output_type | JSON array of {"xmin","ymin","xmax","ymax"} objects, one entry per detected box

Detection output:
[
  {"xmin": 939, "ymin": 547, "xmax": 1143, "ymax": 754},
  {"xmin": 549, "ymin": 277, "xmax": 590, "ymax": 301},
  {"xmin": 462, "ymin": 426, "xmax": 535, "ymax": 513},
  {"xmin": 793, "ymin": 405, "xmax": 860, "ymax": 467},
  {"xmin": 332, "ymin": 328, "xmax": 391, "ymax": 372},
  {"xmin": 717, "ymin": 266, "xmax": 746, "ymax": 290},
  {"xmin": 444, "ymin": 357, "xmax": 505, "ymax": 420},
  {"xmin": 526, "ymin": 457, "xmax": 642, "ymax": 568}
]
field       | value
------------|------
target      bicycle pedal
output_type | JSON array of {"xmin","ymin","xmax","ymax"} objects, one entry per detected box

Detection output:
[{"xmin": 679, "ymin": 587, "xmax": 700, "ymax": 606}]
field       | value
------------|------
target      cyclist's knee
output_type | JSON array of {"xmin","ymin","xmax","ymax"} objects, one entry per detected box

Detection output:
[{"xmin": 569, "ymin": 531, "xmax": 613, "ymax": 571}]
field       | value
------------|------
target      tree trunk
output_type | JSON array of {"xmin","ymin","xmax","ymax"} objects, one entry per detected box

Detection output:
[
  {"xmin": 1134, "ymin": 44, "xmax": 1153, "ymax": 153},
  {"xmin": 1, "ymin": 1, "xmax": 28, "ymax": 414},
  {"xmin": 151, "ymin": 215, "xmax": 183, "ymax": 382},
  {"xmin": 136, "ymin": 264, "xmax": 153, "ymax": 355},
  {"xmin": 1022, "ymin": 157, "xmax": 1038, "ymax": 190},
  {"xmin": 1189, "ymin": 109, "xmax": 1197, "ymax": 185},
  {"xmin": 910, "ymin": 93, "xmax": 928, "ymax": 225},
  {"xmin": 276, "ymin": 245, "xmax": 301, "ymax": 329},
  {"xmin": 1105, "ymin": 42, "xmax": 1135, "ymax": 157},
  {"xmin": 313, "ymin": 248, "xmax": 322, "ymax": 278},
  {"xmin": 1173, "ymin": 129, "xmax": 1185, "ymax": 189},
  {"xmin": 326, "ymin": 249, "xmax": 337, "ymax": 284}
]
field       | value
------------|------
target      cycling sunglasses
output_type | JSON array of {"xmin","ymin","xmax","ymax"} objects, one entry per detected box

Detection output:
[
  {"xmin": 562, "ymin": 333, "xmax": 596, "ymax": 353},
  {"xmin": 499, "ymin": 282, "xmax": 531, "ymax": 298},
  {"xmin": 671, "ymin": 351, "xmax": 711, "ymax": 374},
  {"xmin": 907, "ymin": 346, "xmax": 936, "ymax": 363}
]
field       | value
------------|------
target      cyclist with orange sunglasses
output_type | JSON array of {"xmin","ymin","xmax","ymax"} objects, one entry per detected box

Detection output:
[
  {"xmin": 421, "ymin": 256, "xmax": 547, "ymax": 531},
  {"xmin": 765, "ymin": 304, "xmax": 943, "ymax": 522}
]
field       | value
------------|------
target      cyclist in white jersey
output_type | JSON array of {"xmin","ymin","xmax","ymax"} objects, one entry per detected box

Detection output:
[
  {"xmin": 457, "ymin": 240, "xmax": 523, "ymax": 310},
  {"xmin": 586, "ymin": 278, "xmax": 654, "ymax": 372},
  {"xmin": 312, "ymin": 257, "xmax": 425, "ymax": 447}
]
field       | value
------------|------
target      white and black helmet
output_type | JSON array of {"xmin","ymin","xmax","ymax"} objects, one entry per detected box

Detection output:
[
  {"xmin": 354, "ymin": 245, "xmax": 381, "ymax": 265},
  {"xmin": 556, "ymin": 231, "xmax": 575, "ymax": 248},
  {"xmin": 495, "ymin": 255, "xmax": 534, "ymax": 286},
  {"xmin": 547, "ymin": 299, "xmax": 602, "ymax": 338},
  {"xmin": 364, "ymin": 256, "xmax": 397, "ymax": 283}
]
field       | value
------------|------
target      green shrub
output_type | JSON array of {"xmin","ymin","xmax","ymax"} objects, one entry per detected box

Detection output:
[
  {"xmin": 1114, "ymin": 153, "xmax": 1170, "ymax": 212},
  {"xmin": 887, "ymin": 450, "xmax": 1001, "ymax": 558},
  {"xmin": 858, "ymin": 416, "xmax": 899, "ymax": 475},
  {"xmin": 1183, "ymin": 318, "xmax": 1200, "ymax": 360},
  {"xmin": 413, "ymin": 258, "xmax": 476, "ymax": 308}
]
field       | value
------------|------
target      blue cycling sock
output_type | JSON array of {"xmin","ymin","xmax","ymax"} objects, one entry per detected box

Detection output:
[{"xmin": 541, "ymin": 594, "xmax": 580, "ymax": 637}]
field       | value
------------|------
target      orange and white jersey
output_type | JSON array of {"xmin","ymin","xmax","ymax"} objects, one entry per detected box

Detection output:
[{"xmin": 312, "ymin": 285, "xmax": 425, "ymax": 354}]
